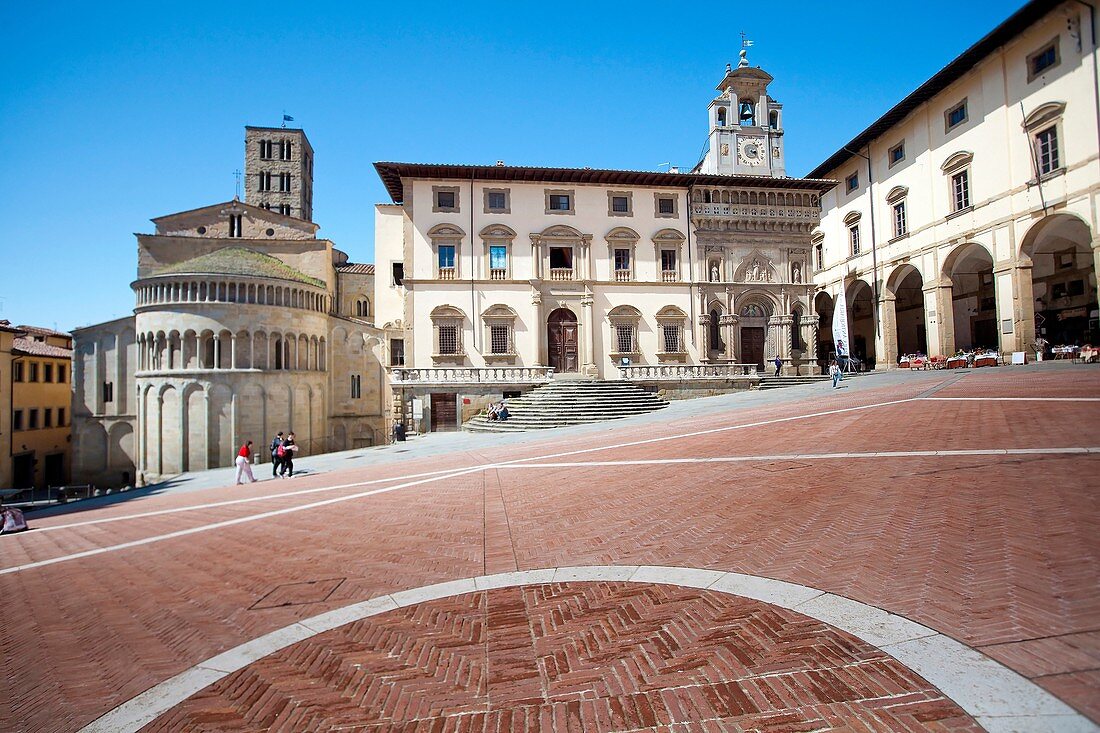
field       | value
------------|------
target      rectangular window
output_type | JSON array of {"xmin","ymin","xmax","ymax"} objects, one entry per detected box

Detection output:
[
  {"xmin": 438, "ymin": 245, "xmax": 456, "ymax": 269},
  {"xmin": 281, "ymin": 140, "xmax": 293, "ymax": 160},
  {"xmin": 657, "ymin": 197, "xmax": 675, "ymax": 215},
  {"xmin": 278, "ymin": 173, "xmax": 291, "ymax": 192},
  {"xmin": 846, "ymin": 173, "xmax": 858, "ymax": 193},
  {"xmin": 489, "ymin": 245, "xmax": 507, "ymax": 276},
  {"xmin": 229, "ymin": 214, "xmax": 243, "ymax": 237},
  {"xmin": 278, "ymin": 204, "xmax": 291, "ymax": 216},
  {"xmin": 44, "ymin": 408, "xmax": 53, "ymax": 428},
  {"xmin": 662, "ymin": 324, "xmax": 682, "ymax": 353},
  {"xmin": 661, "ymin": 249, "xmax": 677, "ymax": 272},
  {"xmin": 952, "ymin": 170, "xmax": 970, "ymax": 211},
  {"xmin": 815, "ymin": 241, "xmax": 824, "ymax": 270},
  {"xmin": 549, "ymin": 194, "xmax": 571, "ymax": 211},
  {"xmin": 259, "ymin": 139, "xmax": 272, "ymax": 159},
  {"xmin": 849, "ymin": 224, "xmax": 861, "ymax": 256},
  {"xmin": 1036, "ymin": 127, "xmax": 1059, "ymax": 175},
  {"xmin": 259, "ymin": 171, "xmax": 271, "ymax": 191},
  {"xmin": 29, "ymin": 362, "xmax": 39, "ymax": 382},
  {"xmin": 29, "ymin": 409, "xmax": 39, "ymax": 429},
  {"xmin": 44, "ymin": 363, "xmax": 54, "ymax": 383},
  {"xmin": 13, "ymin": 410, "xmax": 23, "ymax": 431},
  {"xmin": 1029, "ymin": 41, "xmax": 1059, "ymax": 81},
  {"xmin": 351, "ymin": 374, "xmax": 361, "ymax": 399},
  {"xmin": 13, "ymin": 361, "xmax": 23, "ymax": 382},
  {"xmin": 616, "ymin": 324, "xmax": 635, "ymax": 354},
  {"xmin": 946, "ymin": 99, "xmax": 968, "ymax": 131},
  {"xmin": 611, "ymin": 195, "xmax": 629, "ymax": 213},
  {"xmin": 436, "ymin": 190, "xmax": 456, "ymax": 209},
  {"xmin": 58, "ymin": 407, "xmax": 65, "ymax": 426},
  {"xmin": 893, "ymin": 201, "xmax": 907, "ymax": 237},
  {"xmin": 103, "ymin": 381, "xmax": 114, "ymax": 403},
  {"xmin": 487, "ymin": 191, "xmax": 506, "ymax": 210},
  {"xmin": 392, "ymin": 262, "xmax": 404, "ymax": 286},
  {"xmin": 549, "ymin": 247, "xmax": 573, "ymax": 269},
  {"xmin": 889, "ymin": 142, "xmax": 905, "ymax": 167},
  {"xmin": 489, "ymin": 324, "xmax": 510, "ymax": 354},
  {"xmin": 614, "ymin": 248, "xmax": 630, "ymax": 271},
  {"xmin": 438, "ymin": 325, "xmax": 458, "ymax": 355},
  {"xmin": 58, "ymin": 364, "xmax": 67, "ymax": 383},
  {"xmin": 390, "ymin": 339, "xmax": 405, "ymax": 366}
]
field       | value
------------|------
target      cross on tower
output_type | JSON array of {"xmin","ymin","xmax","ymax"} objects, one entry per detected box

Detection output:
[{"xmin": 233, "ymin": 169, "xmax": 241, "ymax": 200}]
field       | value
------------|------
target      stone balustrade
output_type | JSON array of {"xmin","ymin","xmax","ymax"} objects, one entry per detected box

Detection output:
[
  {"xmin": 390, "ymin": 366, "xmax": 555, "ymax": 384},
  {"xmin": 618, "ymin": 363, "xmax": 759, "ymax": 380}
]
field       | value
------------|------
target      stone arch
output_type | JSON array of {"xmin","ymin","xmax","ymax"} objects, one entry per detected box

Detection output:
[
  {"xmin": 108, "ymin": 422, "xmax": 136, "ymax": 484},
  {"xmin": 1018, "ymin": 212, "xmax": 1096, "ymax": 348},
  {"xmin": 208, "ymin": 384, "xmax": 233, "ymax": 468},
  {"xmin": 846, "ymin": 278, "xmax": 877, "ymax": 368},
  {"xmin": 886, "ymin": 264, "xmax": 928, "ymax": 360},
  {"xmin": 158, "ymin": 383, "xmax": 182, "ymax": 475},
  {"xmin": 79, "ymin": 422, "xmax": 108, "ymax": 474}
]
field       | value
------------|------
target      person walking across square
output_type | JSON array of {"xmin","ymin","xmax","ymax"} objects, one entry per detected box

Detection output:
[
  {"xmin": 269, "ymin": 431, "xmax": 284, "ymax": 477},
  {"xmin": 279, "ymin": 432, "xmax": 298, "ymax": 477},
  {"xmin": 235, "ymin": 441, "xmax": 257, "ymax": 484}
]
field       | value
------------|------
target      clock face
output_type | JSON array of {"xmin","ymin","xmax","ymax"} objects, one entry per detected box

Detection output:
[{"xmin": 737, "ymin": 137, "xmax": 766, "ymax": 166}]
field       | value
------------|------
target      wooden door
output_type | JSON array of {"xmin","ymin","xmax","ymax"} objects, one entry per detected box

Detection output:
[
  {"xmin": 547, "ymin": 309, "xmax": 579, "ymax": 372},
  {"xmin": 741, "ymin": 327, "xmax": 765, "ymax": 370},
  {"xmin": 430, "ymin": 393, "xmax": 457, "ymax": 431}
]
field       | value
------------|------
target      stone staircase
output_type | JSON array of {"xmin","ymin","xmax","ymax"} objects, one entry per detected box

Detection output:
[{"xmin": 464, "ymin": 380, "xmax": 669, "ymax": 432}]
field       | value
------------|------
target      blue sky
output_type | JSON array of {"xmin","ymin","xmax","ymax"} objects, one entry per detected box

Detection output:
[{"xmin": 0, "ymin": 0, "xmax": 1024, "ymax": 331}]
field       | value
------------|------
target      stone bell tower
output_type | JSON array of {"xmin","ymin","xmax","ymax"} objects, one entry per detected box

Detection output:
[
  {"xmin": 244, "ymin": 125, "xmax": 315, "ymax": 221},
  {"xmin": 700, "ymin": 49, "xmax": 786, "ymax": 177}
]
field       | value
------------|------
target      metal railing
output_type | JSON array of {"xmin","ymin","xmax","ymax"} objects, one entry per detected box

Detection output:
[
  {"xmin": 390, "ymin": 366, "xmax": 555, "ymax": 384},
  {"xmin": 619, "ymin": 363, "xmax": 759, "ymax": 380}
]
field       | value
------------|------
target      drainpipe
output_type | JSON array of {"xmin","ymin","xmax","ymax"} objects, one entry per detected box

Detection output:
[{"xmin": 686, "ymin": 189, "xmax": 696, "ymax": 346}]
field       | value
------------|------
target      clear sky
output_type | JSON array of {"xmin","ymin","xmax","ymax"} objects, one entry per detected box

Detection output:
[{"xmin": 0, "ymin": 0, "xmax": 1025, "ymax": 332}]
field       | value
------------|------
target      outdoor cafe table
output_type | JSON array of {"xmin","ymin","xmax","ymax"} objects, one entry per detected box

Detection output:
[
  {"xmin": 946, "ymin": 356, "xmax": 969, "ymax": 369},
  {"xmin": 974, "ymin": 354, "xmax": 999, "ymax": 367}
]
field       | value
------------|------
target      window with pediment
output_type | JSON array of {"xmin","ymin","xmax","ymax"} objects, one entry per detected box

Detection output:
[
  {"xmin": 655, "ymin": 305, "xmax": 688, "ymax": 362},
  {"xmin": 940, "ymin": 151, "xmax": 973, "ymax": 215},
  {"xmin": 606, "ymin": 227, "xmax": 639, "ymax": 282},
  {"xmin": 608, "ymin": 305, "xmax": 642, "ymax": 357},
  {"xmin": 481, "ymin": 304, "xmax": 518, "ymax": 363},
  {"xmin": 428, "ymin": 223, "xmax": 465, "ymax": 280},
  {"xmin": 481, "ymin": 224, "xmax": 515, "ymax": 281},
  {"xmin": 430, "ymin": 305, "xmax": 466, "ymax": 364},
  {"xmin": 1023, "ymin": 102, "xmax": 1065, "ymax": 180}
]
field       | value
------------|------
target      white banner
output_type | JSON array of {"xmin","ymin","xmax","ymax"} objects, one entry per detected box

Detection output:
[{"xmin": 832, "ymin": 288, "xmax": 851, "ymax": 360}]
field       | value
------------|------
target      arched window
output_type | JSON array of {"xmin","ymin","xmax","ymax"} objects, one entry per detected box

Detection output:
[
  {"xmin": 355, "ymin": 297, "xmax": 370, "ymax": 318},
  {"xmin": 655, "ymin": 306, "xmax": 688, "ymax": 362},
  {"xmin": 482, "ymin": 304, "xmax": 519, "ymax": 363},
  {"xmin": 717, "ymin": 107, "xmax": 727, "ymax": 126},
  {"xmin": 769, "ymin": 111, "xmax": 778, "ymax": 129}
]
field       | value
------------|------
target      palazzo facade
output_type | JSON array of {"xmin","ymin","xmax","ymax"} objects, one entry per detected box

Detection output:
[
  {"xmin": 811, "ymin": 0, "xmax": 1100, "ymax": 367},
  {"xmin": 373, "ymin": 55, "xmax": 834, "ymax": 429},
  {"xmin": 72, "ymin": 127, "xmax": 386, "ymax": 487}
]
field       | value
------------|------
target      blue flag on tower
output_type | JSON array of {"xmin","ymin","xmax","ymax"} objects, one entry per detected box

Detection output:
[{"xmin": 283, "ymin": 114, "xmax": 294, "ymax": 122}]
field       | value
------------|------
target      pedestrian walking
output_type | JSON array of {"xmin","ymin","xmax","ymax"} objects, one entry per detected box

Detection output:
[
  {"xmin": 269, "ymin": 431, "xmax": 284, "ymax": 477},
  {"xmin": 829, "ymin": 360, "xmax": 842, "ymax": 388},
  {"xmin": 773, "ymin": 356, "xmax": 782, "ymax": 377},
  {"xmin": 235, "ymin": 441, "xmax": 257, "ymax": 484},
  {"xmin": 279, "ymin": 432, "xmax": 298, "ymax": 477}
]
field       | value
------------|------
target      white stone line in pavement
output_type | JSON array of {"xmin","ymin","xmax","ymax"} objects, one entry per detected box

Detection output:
[
  {"xmin": 0, "ymin": 466, "xmax": 487, "ymax": 577},
  {"xmin": 78, "ymin": 565, "xmax": 1097, "ymax": 733},
  {"xmin": 32, "ymin": 466, "xmax": 471, "ymax": 534},
  {"xmin": 492, "ymin": 447, "xmax": 1100, "ymax": 468},
  {"xmin": 925, "ymin": 397, "xmax": 1100, "ymax": 402},
  {"xmin": 2, "ymin": 395, "xmax": 917, "ymax": 574}
]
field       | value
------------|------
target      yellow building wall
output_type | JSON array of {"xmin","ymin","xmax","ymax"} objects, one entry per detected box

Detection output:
[{"xmin": 11, "ymin": 341, "xmax": 73, "ymax": 489}]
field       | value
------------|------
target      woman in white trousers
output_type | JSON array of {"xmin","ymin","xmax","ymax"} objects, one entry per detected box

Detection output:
[{"xmin": 235, "ymin": 441, "xmax": 257, "ymax": 484}]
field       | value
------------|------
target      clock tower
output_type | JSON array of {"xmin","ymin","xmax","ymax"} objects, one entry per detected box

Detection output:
[{"xmin": 699, "ymin": 50, "xmax": 785, "ymax": 177}]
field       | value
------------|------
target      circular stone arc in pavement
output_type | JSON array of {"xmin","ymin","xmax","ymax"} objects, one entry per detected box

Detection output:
[{"xmin": 82, "ymin": 566, "xmax": 1094, "ymax": 733}]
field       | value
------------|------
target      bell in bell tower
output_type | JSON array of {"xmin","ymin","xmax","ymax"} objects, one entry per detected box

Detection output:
[{"xmin": 699, "ymin": 49, "xmax": 786, "ymax": 177}]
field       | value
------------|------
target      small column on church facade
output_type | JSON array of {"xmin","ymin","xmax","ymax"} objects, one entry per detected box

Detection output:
[
  {"xmin": 720, "ymin": 314, "xmax": 739, "ymax": 361},
  {"xmin": 698, "ymin": 314, "xmax": 712, "ymax": 361}
]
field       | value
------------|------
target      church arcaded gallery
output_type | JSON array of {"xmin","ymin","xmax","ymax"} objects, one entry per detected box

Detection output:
[{"xmin": 72, "ymin": 0, "xmax": 1099, "ymax": 483}]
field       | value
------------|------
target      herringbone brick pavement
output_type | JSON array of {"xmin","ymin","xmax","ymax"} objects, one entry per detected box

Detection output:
[
  {"xmin": 144, "ymin": 583, "xmax": 981, "ymax": 732},
  {"xmin": 2, "ymin": 367, "xmax": 1098, "ymax": 731}
]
